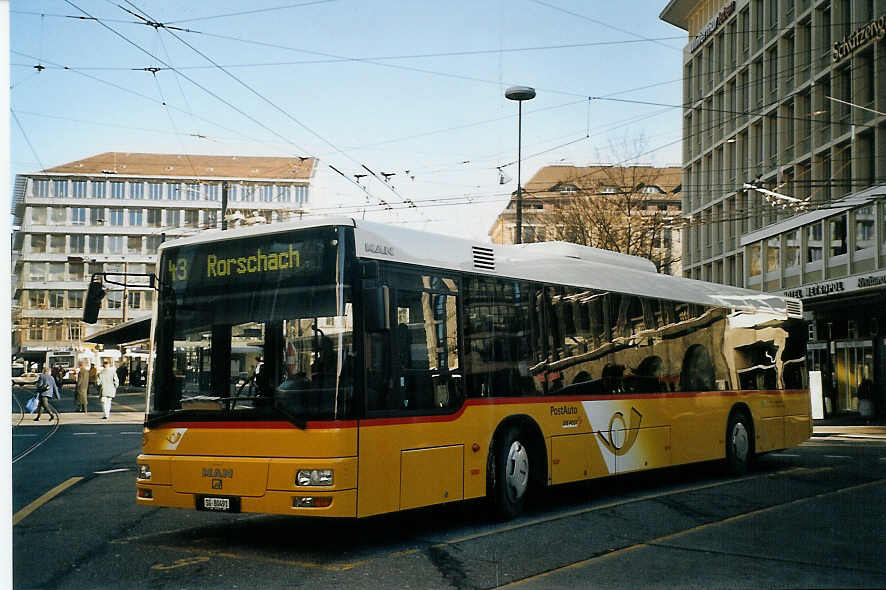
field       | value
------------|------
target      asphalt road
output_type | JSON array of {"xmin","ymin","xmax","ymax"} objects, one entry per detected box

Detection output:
[{"xmin": 12, "ymin": 419, "xmax": 886, "ymax": 589}]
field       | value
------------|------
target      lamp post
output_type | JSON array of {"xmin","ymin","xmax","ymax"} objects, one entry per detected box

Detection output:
[{"xmin": 505, "ymin": 85, "xmax": 536, "ymax": 244}]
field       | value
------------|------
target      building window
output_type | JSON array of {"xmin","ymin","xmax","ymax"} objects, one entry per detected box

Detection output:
[
  {"xmin": 29, "ymin": 290, "xmax": 47, "ymax": 309},
  {"xmin": 111, "ymin": 181, "xmax": 126, "ymax": 199},
  {"xmin": 28, "ymin": 320, "xmax": 44, "ymax": 340},
  {"xmin": 129, "ymin": 209, "xmax": 143, "ymax": 226},
  {"xmin": 49, "ymin": 290, "xmax": 65, "ymax": 309},
  {"xmin": 829, "ymin": 215, "xmax": 847, "ymax": 257},
  {"xmin": 49, "ymin": 207, "xmax": 66, "ymax": 223},
  {"xmin": 765, "ymin": 237, "xmax": 779, "ymax": 273},
  {"xmin": 228, "ymin": 184, "xmax": 239, "ymax": 202},
  {"xmin": 146, "ymin": 235, "xmax": 163, "ymax": 253},
  {"xmin": 147, "ymin": 209, "xmax": 162, "ymax": 227},
  {"xmin": 167, "ymin": 183, "xmax": 182, "ymax": 200},
  {"xmin": 148, "ymin": 183, "xmax": 163, "ymax": 200},
  {"xmin": 28, "ymin": 262, "xmax": 47, "ymax": 281},
  {"xmin": 294, "ymin": 185, "xmax": 308, "ymax": 204},
  {"xmin": 90, "ymin": 208, "xmax": 104, "ymax": 225},
  {"xmin": 259, "ymin": 185, "xmax": 273, "ymax": 202},
  {"xmin": 33, "ymin": 179, "xmax": 50, "ymax": 197},
  {"xmin": 68, "ymin": 323, "xmax": 81, "ymax": 341},
  {"xmin": 49, "ymin": 235, "xmax": 66, "ymax": 254},
  {"xmin": 68, "ymin": 290, "xmax": 83, "ymax": 310},
  {"xmin": 785, "ymin": 230, "xmax": 799, "ymax": 267},
  {"xmin": 277, "ymin": 186, "xmax": 291, "ymax": 202},
  {"xmin": 69, "ymin": 234, "xmax": 85, "ymax": 254},
  {"xmin": 185, "ymin": 210, "xmax": 199, "ymax": 227},
  {"xmin": 48, "ymin": 262, "xmax": 65, "ymax": 281},
  {"xmin": 72, "ymin": 180, "xmax": 87, "ymax": 198},
  {"xmin": 206, "ymin": 184, "xmax": 219, "ymax": 201},
  {"xmin": 53, "ymin": 180, "xmax": 68, "ymax": 197},
  {"xmin": 88, "ymin": 235, "xmax": 104, "ymax": 254},
  {"xmin": 127, "ymin": 236, "xmax": 142, "ymax": 253},
  {"xmin": 240, "ymin": 186, "xmax": 254, "ymax": 202},
  {"xmin": 748, "ymin": 243, "xmax": 761, "ymax": 276},
  {"xmin": 109, "ymin": 208, "xmax": 124, "ymax": 226},
  {"xmin": 69, "ymin": 263, "xmax": 85, "ymax": 282},
  {"xmin": 205, "ymin": 210, "xmax": 218, "ymax": 229},
  {"xmin": 130, "ymin": 182, "xmax": 144, "ymax": 199},
  {"xmin": 107, "ymin": 236, "xmax": 124, "ymax": 254},
  {"xmin": 107, "ymin": 291, "xmax": 123, "ymax": 309},
  {"xmin": 128, "ymin": 291, "xmax": 142, "ymax": 309},
  {"xmin": 71, "ymin": 207, "xmax": 87, "ymax": 225},
  {"xmin": 855, "ymin": 206, "xmax": 874, "ymax": 251},
  {"xmin": 166, "ymin": 209, "xmax": 181, "ymax": 227},
  {"xmin": 92, "ymin": 181, "xmax": 106, "ymax": 198},
  {"xmin": 30, "ymin": 207, "xmax": 47, "ymax": 224},
  {"xmin": 186, "ymin": 183, "xmax": 200, "ymax": 200},
  {"xmin": 31, "ymin": 234, "xmax": 47, "ymax": 253},
  {"xmin": 807, "ymin": 223, "xmax": 823, "ymax": 262}
]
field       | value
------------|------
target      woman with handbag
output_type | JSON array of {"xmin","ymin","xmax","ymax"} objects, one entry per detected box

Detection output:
[
  {"xmin": 34, "ymin": 366, "xmax": 61, "ymax": 421},
  {"xmin": 75, "ymin": 361, "xmax": 90, "ymax": 413},
  {"xmin": 98, "ymin": 360, "xmax": 119, "ymax": 420}
]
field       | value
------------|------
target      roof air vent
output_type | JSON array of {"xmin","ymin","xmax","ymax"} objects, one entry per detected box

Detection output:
[
  {"xmin": 785, "ymin": 299, "xmax": 803, "ymax": 318},
  {"xmin": 472, "ymin": 246, "xmax": 495, "ymax": 271}
]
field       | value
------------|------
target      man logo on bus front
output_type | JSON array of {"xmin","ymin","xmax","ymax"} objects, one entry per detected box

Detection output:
[{"xmin": 597, "ymin": 407, "xmax": 642, "ymax": 456}]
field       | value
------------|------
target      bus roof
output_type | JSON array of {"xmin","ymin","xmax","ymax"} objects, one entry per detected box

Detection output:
[{"xmin": 158, "ymin": 216, "xmax": 798, "ymax": 317}]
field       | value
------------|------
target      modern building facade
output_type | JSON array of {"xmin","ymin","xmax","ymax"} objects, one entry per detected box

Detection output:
[
  {"xmin": 11, "ymin": 152, "xmax": 317, "ymax": 363},
  {"xmin": 660, "ymin": 0, "xmax": 886, "ymax": 414},
  {"xmin": 489, "ymin": 164, "xmax": 683, "ymax": 275}
]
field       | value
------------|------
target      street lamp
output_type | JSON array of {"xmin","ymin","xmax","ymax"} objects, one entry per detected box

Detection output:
[{"xmin": 505, "ymin": 85, "xmax": 536, "ymax": 244}]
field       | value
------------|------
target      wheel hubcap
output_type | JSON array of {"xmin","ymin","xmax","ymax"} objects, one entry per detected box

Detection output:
[
  {"xmin": 506, "ymin": 441, "xmax": 530, "ymax": 499},
  {"xmin": 732, "ymin": 422, "xmax": 749, "ymax": 462}
]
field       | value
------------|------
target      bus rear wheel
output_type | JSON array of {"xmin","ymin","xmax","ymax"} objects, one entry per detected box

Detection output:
[
  {"xmin": 492, "ymin": 427, "xmax": 531, "ymax": 520},
  {"xmin": 725, "ymin": 412, "xmax": 753, "ymax": 475}
]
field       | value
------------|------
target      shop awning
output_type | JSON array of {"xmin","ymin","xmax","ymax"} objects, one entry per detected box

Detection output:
[{"xmin": 85, "ymin": 316, "xmax": 152, "ymax": 346}]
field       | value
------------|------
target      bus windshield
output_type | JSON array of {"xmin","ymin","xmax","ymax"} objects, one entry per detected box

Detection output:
[{"xmin": 148, "ymin": 226, "xmax": 355, "ymax": 424}]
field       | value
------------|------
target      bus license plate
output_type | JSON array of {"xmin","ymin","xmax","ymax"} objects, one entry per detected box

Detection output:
[
  {"xmin": 197, "ymin": 495, "xmax": 240, "ymax": 512},
  {"xmin": 204, "ymin": 497, "xmax": 229, "ymax": 511}
]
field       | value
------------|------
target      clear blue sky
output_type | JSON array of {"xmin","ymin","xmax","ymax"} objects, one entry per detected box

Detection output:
[{"xmin": 10, "ymin": 0, "xmax": 688, "ymax": 240}]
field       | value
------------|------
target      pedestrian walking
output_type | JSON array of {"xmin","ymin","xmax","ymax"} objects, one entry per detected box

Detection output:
[
  {"xmin": 116, "ymin": 363, "xmax": 128, "ymax": 387},
  {"xmin": 76, "ymin": 361, "xmax": 90, "ymax": 413},
  {"xmin": 34, "ymin": 366, "xmax": 61, "ymax": 421},
  {"xmin": 89, "ymin": 364, "xmax": 99, "ymax": 396},
  {"xmin": 98, "ymin": 360, "xmax": 119, "ymax": 420}
]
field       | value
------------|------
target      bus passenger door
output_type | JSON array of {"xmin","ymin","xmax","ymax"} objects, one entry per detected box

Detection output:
[{"xmin": 357, "ymin": 270, "xmax": 464, "ymax": 518}]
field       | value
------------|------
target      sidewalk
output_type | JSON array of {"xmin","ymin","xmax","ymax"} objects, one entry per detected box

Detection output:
[{"xmin": 15, "ymin": 411, "xmax": 145, "ymax": 426}]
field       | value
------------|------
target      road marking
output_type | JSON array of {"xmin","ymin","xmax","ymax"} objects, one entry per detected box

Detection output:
[
  {"xmin": 152, "ymin": 557, "xmax": 210, "ymax": 571},
  {"xmin": 500, "ymin": 478, "xmax": 886, "ymax": 588},
  {"xmin": 438, "ymin": 467, "xmax": 823, "ymax": 547},
  {"xmin": 94, "ymin": 468, "xmax": 131, "ymax": 474},
  {"xmin": 73, "ymin": 432, "xmax": 97, "ymax": 436},
  {"xmin": 13, "ymin": 477, "xmax": 84, "ymax": 526},
  {"xmin": 149, "ymin": 543, "xmax": 368, "ymax": 571},
  {"xmin": 824, "ymin": 455, "xmax": 852, "ymax": 460},
  {"xmin": 770, "ymin": 453, "xmax": 800, "ymax": 458},
  {"xmin": 119, "ymin": 432, "xmax": 142, "ymax": 435},
  {"xmin": 13, "ymin": 434, "xmax": 37, "ymax": 438}
]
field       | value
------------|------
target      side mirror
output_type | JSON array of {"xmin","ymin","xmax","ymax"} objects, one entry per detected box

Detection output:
[
  {"xmin": 83, "ymin": 278, "xmax": 106, "ymax": 324},
  {"xmin": 364, "ymin": 285, "xmax": 390, "ymax": 332}
]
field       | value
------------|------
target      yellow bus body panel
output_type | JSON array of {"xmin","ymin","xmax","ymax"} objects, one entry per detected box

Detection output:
[{"xmin": 139, "ymin": 389, "xmax": 810, "ymax": 518}]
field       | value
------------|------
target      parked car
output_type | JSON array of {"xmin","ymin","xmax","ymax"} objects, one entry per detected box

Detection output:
[{"xmin": 12, "ymin": 372, "xmax": 39, "ymax": 386}]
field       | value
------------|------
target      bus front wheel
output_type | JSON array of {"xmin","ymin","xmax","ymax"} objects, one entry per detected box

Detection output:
[
  {"xmin": 492, "ymin": 427, "xmax": 531, "ymax": 520},
  {"xmin": 725, "ymin": 411, "xmax": 753, "ymax": 475}
]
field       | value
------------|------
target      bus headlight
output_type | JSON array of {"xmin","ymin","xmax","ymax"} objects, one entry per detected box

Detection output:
[
  {"xmin": 137, "ymin": 464, "xmax": 152, "ymax": 480},
  {"xmin": 296, "ymin": 469, "xmax": 333, "ymax": 486}
]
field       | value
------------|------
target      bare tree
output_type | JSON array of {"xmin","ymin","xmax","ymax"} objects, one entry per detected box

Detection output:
[{"xmin": 546, "ymin": 164, "xmax": 682, "ymax": 274}]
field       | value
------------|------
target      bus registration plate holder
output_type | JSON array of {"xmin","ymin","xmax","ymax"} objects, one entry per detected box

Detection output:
[{"xmin": 197, "ymin": 495, "xmax": 240, "ymax": 512}]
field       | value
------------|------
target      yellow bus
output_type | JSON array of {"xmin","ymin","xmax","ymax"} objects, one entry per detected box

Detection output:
[{"xmin": 134, "ymin": 218, "xmax": 810, "ymax": 519}]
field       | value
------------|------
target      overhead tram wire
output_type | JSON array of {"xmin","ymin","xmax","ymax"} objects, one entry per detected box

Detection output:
[
  {"xmin": 62, "ymin": 0, "xmax": 314, "ymax": 156},
  {"xmin": 115, "ymin": 0, "xmax": 425, "ymax": 219},
  {"xmin": 164, "ymin": 0, "xmax": 338, "ymax": 25},
  {"xmin": 11, "ymin": 109, "xmax": 45, "ymax": 171},
  {"xmin": 10, "ymin": 50, "xmax": 284, "ymax": 150}
]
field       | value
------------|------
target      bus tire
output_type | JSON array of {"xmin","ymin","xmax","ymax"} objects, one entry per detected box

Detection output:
[
  {"xmin": 725, "ymin": 410, "xmax": 753, "ymax": 475},
  {"xmin": 491, "ymin": 426, "xmax": 531, "ymax": 520}
]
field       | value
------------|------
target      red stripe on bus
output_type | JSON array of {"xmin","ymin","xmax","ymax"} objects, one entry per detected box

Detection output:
[{"xmin": 153, "ymin": 389, "xmax": 808, "ymax": 430}]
